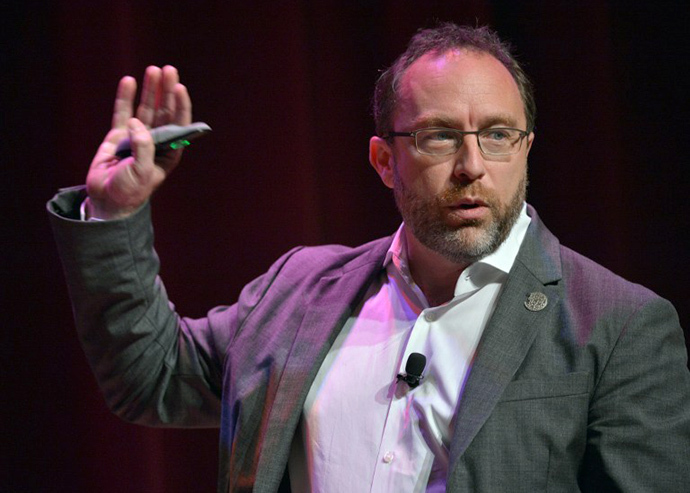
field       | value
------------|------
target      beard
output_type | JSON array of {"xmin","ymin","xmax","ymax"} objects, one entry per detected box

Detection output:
[{"xmin": 393, "ymin": 167, "xmax": 527, "ymax": 265}]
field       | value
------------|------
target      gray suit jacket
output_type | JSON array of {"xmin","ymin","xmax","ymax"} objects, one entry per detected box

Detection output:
[{"xmin": 49, "ymin": 187, "xmax": 690, "ymax": 492}]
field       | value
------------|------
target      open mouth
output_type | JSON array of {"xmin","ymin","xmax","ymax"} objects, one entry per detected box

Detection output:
[{"xmin": 445, "ymin": 199, "xmax": 490, "ymax": 220}]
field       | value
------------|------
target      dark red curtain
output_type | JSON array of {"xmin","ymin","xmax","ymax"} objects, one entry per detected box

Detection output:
[{"xmin": 4, "ymin": 2, "xmax": 689, "ymax": 491}]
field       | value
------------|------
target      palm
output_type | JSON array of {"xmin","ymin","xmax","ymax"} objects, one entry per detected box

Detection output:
[{"xmin": 85, "ymin": 66, "xmax": 192, "ymax": 219}]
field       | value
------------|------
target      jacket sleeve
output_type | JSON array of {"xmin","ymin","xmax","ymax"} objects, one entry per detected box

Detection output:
[
  {"xmin": 47, "ymin": 186, "xmax": 288, "ymax": 428},
  {"xmin": 581, "ymin": 295, "xmax": 690, "ymax": 492}
]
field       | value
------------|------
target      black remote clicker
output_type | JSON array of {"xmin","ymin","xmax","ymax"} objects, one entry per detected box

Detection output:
[{"xmin": 114, "ymin": 122, "xmax": 212, "ymax": 158}]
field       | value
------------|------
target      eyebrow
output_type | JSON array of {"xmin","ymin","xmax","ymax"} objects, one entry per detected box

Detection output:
[
  {"xmin": 480, "ymin": 114, "xmax": 521, "ymax": 128},
  {"xmin": 411, "ymin": 113, "xmax": 521, "ymax": 130}
]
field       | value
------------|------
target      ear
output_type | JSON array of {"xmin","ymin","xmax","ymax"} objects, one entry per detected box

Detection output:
[
  {"xmin": 524, "ymin": 131, "xmax": 535, "ymax": 157},
  {"xmin": 369, "ymin": 136, "xmax": 395, "ymax": 189}
]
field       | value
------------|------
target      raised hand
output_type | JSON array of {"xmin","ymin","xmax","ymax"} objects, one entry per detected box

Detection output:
[{"xmin": 85, "ymin": 65, "xmax": 192, "ymax": 220}]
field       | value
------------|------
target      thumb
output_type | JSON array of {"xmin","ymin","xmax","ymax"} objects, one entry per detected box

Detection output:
[{"xmin": 127, "ymin": 118, "xmax": 155, "ymax": 177}]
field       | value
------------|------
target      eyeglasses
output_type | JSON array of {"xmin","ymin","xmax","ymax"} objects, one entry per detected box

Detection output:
[{"xmin": 383, "ymin": 127, "xmax": 531, "ymax": 156}]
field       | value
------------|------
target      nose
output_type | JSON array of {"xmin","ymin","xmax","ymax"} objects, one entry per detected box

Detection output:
[{"xmin": 452, "ymin": 135, "xmax": 486, "ymax": 183}]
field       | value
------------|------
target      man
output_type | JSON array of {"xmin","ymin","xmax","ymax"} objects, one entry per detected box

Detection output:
[{"xmin": 49, "ymin": 24, "xmax": 690, "ymax": 492}]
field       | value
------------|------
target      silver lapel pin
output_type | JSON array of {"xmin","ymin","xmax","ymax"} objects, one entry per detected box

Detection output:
[{"xmin": 524, "ymin": 292, "xmax": 548, "ymax": 311}]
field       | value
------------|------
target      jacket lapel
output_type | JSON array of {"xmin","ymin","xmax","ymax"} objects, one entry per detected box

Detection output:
[
  {"xmin": 253, "ymin": 238, "xmax": 392, "ymax": 492},
  {"xmin": 448, "ymin": 206, "xmax": 563, "ymax": 469}
]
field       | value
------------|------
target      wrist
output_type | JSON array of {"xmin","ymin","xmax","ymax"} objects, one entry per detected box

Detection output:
[{"xmin": 84, "ymin": 197, "xmax": 137, "ymax": 221}]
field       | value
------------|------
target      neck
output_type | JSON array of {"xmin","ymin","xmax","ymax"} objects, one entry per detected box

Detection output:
[{"xmin": 404, "ymin": 229, "xmax": 469, "ymax": 307}]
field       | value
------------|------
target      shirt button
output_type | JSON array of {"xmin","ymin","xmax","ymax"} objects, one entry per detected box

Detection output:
[
  {"xmin": 424, "ymin": 312, "xmax": 435, "ymax": 322},
  {"xmin": 383, "ymin": 451, "xmax": 395, "ymax": 464}
]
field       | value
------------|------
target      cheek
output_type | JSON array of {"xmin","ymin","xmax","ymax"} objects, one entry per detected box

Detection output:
[
  {"xmin": 400, "ymin": 161, "xmax": 453, "ymax": 197},
  {"xmin": 489, "ymin": 163, "xmax": 527, "ymax": 198}
]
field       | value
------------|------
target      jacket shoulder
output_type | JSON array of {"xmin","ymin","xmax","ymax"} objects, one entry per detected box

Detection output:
[
  {"xmin": 278, "ymin": 236, "xmax": 392, "ymax": 278},
  {"xmin": 558, "ymin": 244, "xmax": 659, "ymax": 306}
]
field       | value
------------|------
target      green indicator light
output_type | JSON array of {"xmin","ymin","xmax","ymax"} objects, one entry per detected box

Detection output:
[{"xmin": 170, "ymin": 139, "xmax": 191, "ymax": 150}]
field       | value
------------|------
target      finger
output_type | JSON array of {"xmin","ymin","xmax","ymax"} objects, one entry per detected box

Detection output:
[
  {"xmin": 136, "ymin": 66, "xmax": 162, "ymax": 127},
  {"xmin": 127, "ymin": 118, "xmax": 155, "ymax": 178},
  {"xmin": 92, "ymin": 127, "xmax": 129, "ymax": 166},
  {"xmin": 173, "ymin": 83, "xmax": 192, "ymax": 126},
  {"xmin": 111, "ymin": 76, "xmax": 137, "ymax": 129},
  {"xmin": 153, "ymin": 65, "xmax": 180, "ymax": 127}
]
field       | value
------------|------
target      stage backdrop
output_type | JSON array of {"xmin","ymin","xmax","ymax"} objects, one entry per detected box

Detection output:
[{"xmin": 4, "ymin": 2, "xmax": 689, "ymax": 492}]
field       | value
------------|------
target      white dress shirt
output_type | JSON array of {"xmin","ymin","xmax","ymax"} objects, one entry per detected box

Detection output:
[{"xmin": 288, "ymin": 204, "xmax": 531, "ymax": 492}]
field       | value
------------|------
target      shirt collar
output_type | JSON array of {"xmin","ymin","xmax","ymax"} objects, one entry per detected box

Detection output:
[{"xmin": 383, "ymin": 203, "xmax": 531, "ymax": 292}]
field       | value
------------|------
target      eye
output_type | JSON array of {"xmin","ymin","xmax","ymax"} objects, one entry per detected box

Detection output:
[
  {"xmin": 431, "ymin": 130, "xmax": 455, "ymax": 141},
  {"xmin": 415, "ymin": 129, "xmax": 461, "ymax": 155},
  {"xmin": 426, "ymin": 129, "xmax": 463, "ymax": 143},
  {"xmin": 419, "ymin": 129, "xmax": 456, "ymax": 142},
  {"xmin": 482, "ymin": 128, "xmax": 512, "ymax": 141}
]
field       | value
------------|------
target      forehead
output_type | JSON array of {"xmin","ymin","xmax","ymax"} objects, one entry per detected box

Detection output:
[{"xmin": 395, "ymin": 49, "xmax": 526, "ymax": 129}]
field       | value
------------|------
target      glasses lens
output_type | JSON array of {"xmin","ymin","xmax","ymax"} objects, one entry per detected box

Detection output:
[
  {"xmin": 478, "ymin": 128, "xmax": 523, "ymax": 155},
  {"xmin": 416, "ymin": 129, "xmax": 461, "ymax": 156}
]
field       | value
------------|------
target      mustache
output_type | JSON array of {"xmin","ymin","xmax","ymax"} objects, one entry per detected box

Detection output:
[{"xmin": 436, "ymin": 183, "xmax": 497, "ymax": 208}]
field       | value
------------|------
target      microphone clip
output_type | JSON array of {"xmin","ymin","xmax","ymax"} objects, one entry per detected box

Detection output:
[
  {"xmin": 396, "ymin": 372, "xmax": 424, "ymax": 389},
  {"xmin": 397, "ymin": 352, "xmax": 427, "ymax": 389}
]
